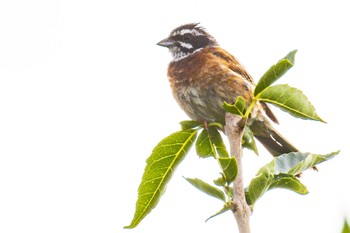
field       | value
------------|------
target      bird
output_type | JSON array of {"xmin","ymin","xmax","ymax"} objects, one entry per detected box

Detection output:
[{"xmin": 157, "ymin": 23, "xmax": 298, "ymax": 157}]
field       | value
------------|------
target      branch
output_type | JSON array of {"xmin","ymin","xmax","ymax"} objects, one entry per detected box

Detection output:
[{"xmin": 225, "ymin": 113, "xmax": 251, "ymax": 233}]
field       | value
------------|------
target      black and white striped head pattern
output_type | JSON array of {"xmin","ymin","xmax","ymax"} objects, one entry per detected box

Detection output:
[{"xmin": 157, "ymin": 23, "xmax": 219, "ymax": 61}]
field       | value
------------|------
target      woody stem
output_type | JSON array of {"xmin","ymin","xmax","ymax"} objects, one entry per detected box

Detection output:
[{"xmin": 225, "ymin": 113, "xmax": 251, "ymax": 233}]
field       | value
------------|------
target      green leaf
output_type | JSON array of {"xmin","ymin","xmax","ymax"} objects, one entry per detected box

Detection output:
[
  {"xmin": 242, "ymin": 126, "xmax": 258, "ymax": 155},
  {"xmin": 342, "ymin": 219, "xmax": 350, "ymax": 233},
  {"xmin": 210, "ymin": 128, "xmax": 229, "ymax": 158},
  {"xmin": 205, "ymin": 205, "xmax": 230, "ymax": 222},
  {"xmin": 180, "ymin": 120, "xmax": 201, "ymax": 130},
  {"xmin": 274, "ymin": 151, "xmax": 339, "ymax": 175},
  {"xmin": 246, "ymin": 164, "xmax": 274, "ymax": 205},
  {"xmin": 185, "ymin": 177, "xmax": 226, "ymax": 202},
  {"xmin": 125, "ymin": 130, "xmax": 198, "ymax": 229},
  {"xmin": 254, "ymin": 50, "xmax": 297, "ymax": 96},
  {"xmin": 196, "ymin": 127, "xmax": 229, "ymax": 158},
  {"xmin": 213, "ymin": 175, "xmax": 226, "ymax": 187},
  {"xmin": 245, "ymin": 189, "xmax": 252, "ymax": 206},
  {"xmin": 208, "ymin": 122, "xmax": 225, "ymax": 130},
  {"xmin": 196, "ymin": 129, "xmax": 214, "ymax": 158},
  {"xmin": 223, "ymin": 96, "xmax": 247, "ymax": 116},
  {"xmin": 259, "ymin": 84, "xmax": 325, "ymax": 122},
  {"xmin": 218, "ymin": 157, "xmax": 238, "ymax": 185},
  {"xmin": 246, "ymin": 151, "xmax": 339, "ymax": 205},
  {"xmin": 269, "ymin": 174, "xmax": 308, "ymax": 195}
]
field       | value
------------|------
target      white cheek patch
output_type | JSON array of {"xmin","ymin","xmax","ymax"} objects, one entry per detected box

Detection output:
[{"xmin": 179, "ymin": 42, "xmax": 193, "ymax": 49}]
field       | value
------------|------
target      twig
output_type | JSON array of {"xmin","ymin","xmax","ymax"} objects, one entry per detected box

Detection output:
[{"xmin": 225, "ymin": 113, "xmax": 251, "ymax": 233}]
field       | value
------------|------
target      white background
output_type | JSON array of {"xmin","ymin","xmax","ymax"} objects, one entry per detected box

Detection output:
[{"xmin": 0, "ymin": 0, "xmax": 349, "ymax": 232}]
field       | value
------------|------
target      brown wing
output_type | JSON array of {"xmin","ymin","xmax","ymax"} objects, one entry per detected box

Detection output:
[
  {"xmin": 211, "ymin": 48, "xmax": 279, "ymax": 124},
  {"xmin": 211, "ymin": 49, "xmax": 255, "ymax": 84}
]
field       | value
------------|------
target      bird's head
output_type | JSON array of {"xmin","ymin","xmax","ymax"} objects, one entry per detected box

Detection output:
[{"xmin": 157, "ymin": 23, "xmax": 218, "ymax": 61}]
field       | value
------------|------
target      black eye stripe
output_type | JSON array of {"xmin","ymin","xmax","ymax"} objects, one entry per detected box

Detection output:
[
  {"xmin": 183, "ymin": 33, "xmax": 192, "ymax": 40},
  {"xmin": 172, "ymin": 33, "xmax": 193, "ymax": 40},
  {"xmin": 172, "ymin": 34, "xmax": 182, "ymax": 40}
]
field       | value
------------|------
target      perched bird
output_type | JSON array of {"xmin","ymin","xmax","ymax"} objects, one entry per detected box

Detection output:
[{"xmin": 157, "ymin": 23, "xmax": 297, "ymax": 156}]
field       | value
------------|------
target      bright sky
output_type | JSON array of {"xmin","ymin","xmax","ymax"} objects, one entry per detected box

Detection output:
[{"xmin": 0, "ymin": 0, "xmax": 349, "ymax": 232}]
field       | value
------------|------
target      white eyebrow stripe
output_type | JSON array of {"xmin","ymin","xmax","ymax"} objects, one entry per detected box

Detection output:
[
  {"xmin": 173, "ymin": 28, "xmax": 204, "ymax": 36},
  {"xmin": 181, "ymin": 29, "xmax": 200, "ymax": 35}
]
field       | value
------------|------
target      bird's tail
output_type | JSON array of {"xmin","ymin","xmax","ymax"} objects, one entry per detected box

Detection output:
[{"xmin": 249, "ymin": 117, "xmax": 298, "ymax": 157}]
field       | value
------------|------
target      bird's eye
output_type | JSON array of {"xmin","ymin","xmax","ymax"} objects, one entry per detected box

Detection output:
[{"xmin": 183, "ymin": 34, "xmax": 191, "ymax": 41}]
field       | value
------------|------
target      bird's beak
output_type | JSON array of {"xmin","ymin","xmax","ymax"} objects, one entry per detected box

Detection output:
[{"xmin": 157, "ymin": 38, "xmax": 175, "ymax": 48}]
